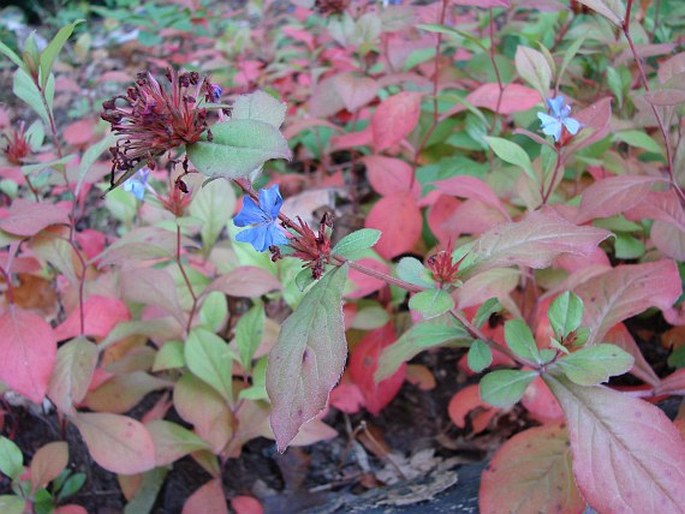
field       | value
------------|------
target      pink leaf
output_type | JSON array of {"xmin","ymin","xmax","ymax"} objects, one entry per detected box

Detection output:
[
  {"xmin": 545, "ymin": 375, "xmax": 685, "ymax": 514},
  {"xmin": 466, "ymin": 83, "xmax": 541, "ymax": 114},
  {"xmin": 0, "ymin": 307, "xmax": 56, "ymax": 403},
  {"xmin": 521, "ymin": 377, "xmax": 563, "ymax": 424},
  {"xmin": 453, "ymin": 0, "xmax": 510, "ymax": 5},
  {"xmin": 330, "ymin": 379, "xmax": 365, "ymax": 413},
  {"xmin": 346, "ymin": 258, "xmax": 389, "ymax": 298},
  {"xmin": 72, "ymin": 412, "xmax": 155, "ymax": 475},
  {"xmin": 656, "ymin": 369, "xmax": 685, "ymax": 396},
  {"xmin": 468, "ymin": 209, "xmax": 611, "ymax": 275},
  {"xmin": 55, "ymin": 507, "xmax": 87, "ymax": 514},
  {"xmin": 371, "ymin": 92, "xmax": 422, "ymax": 152},
  {"xmin": 0, "ymin": 199, "xmax": 69, "ymax": 237},
  {"xmin": 574, "ymin": 260, "xmax": 681, "ymax": 346},
  {"xmin": 604, "ymin": 323, "xmax": 660, "ymax": 387},
  {"xmin": 576, "ymin": 175, "xmax": 666, "ymax": 224},
  {"xmin": 433, "ymin": 175, "xmax": 509, "ymax": 218},
  {"xmin": 334, "ymin": 73, "xmax": 379, "ymax": 112},
  {"xmin": 349, "ymin": 324, "xmax": 406, "ymax": 415},
  {"xmin": 182, "ymin": 479, "xmax": 228, "ymax": 514},
  {"xmin": 204, "ymin": 266, "xmax": 281, "ymax": 297},
  {"xmin": 427, "ymin": 195, "xmax": 461, "ymax": 243},
  {"xmin": 231, "ymin": 496, "xmax": 264, "ymax": 514},
  {"xmin": 625, "ymin": 190, "xmax": 685, "ymax": 260},
  {"xmin": 361, "ymin": 155, "xmax": 420, "ymax": 198},
  {"xmin": 309, "ymin": 75, "xmax": 345, "ymax": 118},
  {"xmin": 63, "ymin": 119, "xmax": 94, "ymax": 147},
  {"xmin": 29, "ymin": 441, "xmax": 68, "ymax": 492},
  {"xmin": 365, "ymin": 193, "xmax": 422, "ymax": 259},
  {"xmin": 266, "ymin": 265, "xmax": 348, "ymax": 452},
  {"xmin": 329, "ymin": 126, "xmax": 373, "ymax": 152},
  {"xmin": 121, "ymin": 266, "xmax": 186, "ymax": 326},
  {"xmin": 54, "ymin": 295, "xmax": 130, "ymax": 342},
  {"xmin": 567, "ymin": 97, "xmax": 613, "ymax": 153},
  {"xmin": 480, "ymin": 423, "xmax": 584, "ymax": 514},
  {"xmin": 447, "ymin": 384, "xmax": 498, "ymax": 434}
]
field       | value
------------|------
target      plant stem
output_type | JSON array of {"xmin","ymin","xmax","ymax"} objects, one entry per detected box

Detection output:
[
  {"xmin": 176, "ymin": 223, "xmax": 198, "ymax": 335},
  {"xmin": 541, "ymin": 146, "xmax": 563, "ymax": 205},
  {"xmin": 488, "ymin": 8, "xmax": 504, "ymax": 133},
  {"xmin": 622, "ymin": 0, "xmax": 685, "ymax": 204}
]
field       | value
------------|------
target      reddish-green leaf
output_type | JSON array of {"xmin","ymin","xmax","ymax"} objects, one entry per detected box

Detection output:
[
  {"xmin": 480, "ymin": 423, "xmax": 584, "ymax": 514},
  {"xmin": 574, "ymin": 260, "xmax": 681, "ymax": 345},
  {"xmin": 146, "ymin": 420, "xmax": 211, "ymax": 467},
  {"xmin": 0, "ymin": 199, "xmax": 69, "ymax": 237},
  {"xmin": 84, "ymin": 372, "xmax": 170, "ymax": 414},
  {"xmin": 204, "ymin": 266, "xmax": 281, "ymax": 297},
  {"xmin": 54, "ymin": 295, "xmax": 130, "ymax": 342},
  {"xmin": 72, "ymin": 412, "xmax": 155, "ymax": 475},
  {"xmin": 545, "ymin": 375, "xmax": 685, "ymax": 513},
  {"xmin": 47, "ymin": 337, "xmax": 97, "ymax": 414},
  {"xmin": 30, "ymin": 441, "xmax": 68, "ymax": 493},
  {"xmin": 266, "ymin": 265, "xmax": 348, "ymax": 452},
  {"xmin": 466, "ymin": 83, "xmax": 541, "ymax": 115},
  {"xmin": 182, "ymin": 479, "xmax": 228, "ymax": 514},
  {"xmin": 361, "ymin": 155, "xmax": 420, "ymax": 198},
  {"xmin": 0, "ymin": 307, "xmax": 56, "ymax": 403}
]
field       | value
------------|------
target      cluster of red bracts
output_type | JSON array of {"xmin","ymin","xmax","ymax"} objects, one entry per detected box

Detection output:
[
  {"xmin": 286, "ymin": 213, "xmax": 334, "ymax": 280},
  {"xmin": 100, "ymin": 69, "xmax": 217, "ymax": 176},
  {"xmin": 1, "ymin": 122, "xmax": 31, "ymax": 166}
]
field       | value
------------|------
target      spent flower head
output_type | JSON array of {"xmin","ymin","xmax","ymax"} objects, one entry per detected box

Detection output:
[
  {"xmin": 101, "ymin": 69, "xmax": 220, "ymax": 177},
  {"xmin": 537, "ymin": 96, "xmax": 581, "ymax": 143},
  {"xmin": 2, "ymin": 122, "xmax": 32, "ymax": 166},
  {"xmin": 426, "ymin": 244, "xmax": 462, "ymax": 287},
  {"xmin": 289, "ymin": 212, "xmax": 333, "ymax": 280},
  {"xmin": 234, "ymin": 184, "xmax": 289, "ymax": 252}
]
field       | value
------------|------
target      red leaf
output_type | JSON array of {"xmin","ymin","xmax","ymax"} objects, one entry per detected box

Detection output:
[
  {"xmin": 576, "ymin": 175, "xmax": 666, "ymax": 224},
  {"xmin": 330, "ymin": 378, "xmax": 365, "ymax": 413},
  {"xmin": 75, "ymin": 229, "xmax": 106, "ymax": 261},
  {"xmin": 334, "ymin": 73, "xmax": 379, "ymax": 112},
  {"xmin": 231, "ymin": 496, "xmax": 264, "ymax": 514},
  {"xmin": 567, "ymin": 97, "xmax": 613, "ymax": 153},
  {"xmin": 54, "ymin": 295, "xmax": 130, "ymax": 341},
  {"xmin": 0, "ymin": 199, "xmax": 70, "ymax": 237},
  {"xmin": 545, "ymin": 376, "xmax": 685, "ymax": 514},
  {"xmin": 574, "ymin": 260, "xmax": 681, "ymax": 345},
  {"xmin": 427, "ymin": 195, "xmax": 461, "ymax": 243},
  {"xmin": 655, "ymin": 369, "xmax": 685, "ymax": 396},
  {"xmin": 182, "ymin": 479, "xmax": 228, "ymax": 514},
  {"xmin": 371, "ymin": 92, "xmax": 422, "ymax": 152},
  {"xmin": 466, "ymin": 83, "xmax": 541, "ymax": 114},
  {"xmin": 452, "ymin": 0, "xmax": 509, "ymax": 5},
  {"xmin": 205, "ymin": 266, "xmax": 281, "ymax": 297},
  {"xmin": 365, "ymin": 193, "xmax": 422, "ymax": 259},
  {"xmin": 480, "ymin": 423, "xmax": 584, "ymax": 514},
  {"xmin": 604, "ymin": 323, "xmax": 660, "ymax": 387},
  {"xmin": 362, "ymin": 155, "xmax": 420, "ymax": 198},
  {"xmin": 521, "ymin": 377, "xmax": 563, "ymax": 424},
  {"xmin": 626, "ymin": 190, "xmax": 685, "ymax": 260},
  {"xmin": 433, "ymin": 175, "xmax": 509, "ymax": 219},
  {"xmin": 63, "ymin": 119, "xmax": 94, "ymax": 147},
  {"xmin": 448, "ymin": 384, "xmax": 498, "ymax": 434},
  {"xmin": 349, "ymin": 324, "xmax": 406, "ymax": 415},
  {"xmin": 72, "ymin": 412, "xmax": 155, "ymax": 475},
  {"xmin": 0, "ymin": 307, "xmax": 56, "ymax": 403},
  {"xmin": 330, "ymin": 126, "xmax": 373, "ymax": 152}
]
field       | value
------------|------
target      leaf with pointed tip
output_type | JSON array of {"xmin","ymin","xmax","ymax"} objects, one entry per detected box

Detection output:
[
  {"xmin": 48, "ymin": 337, "xmax": 98, "ymax": 414},
  {"xmin": 480, "ymin": 423, "xmax": 584, "ymax": 514},
  {"xmin": 30, "ymin": 442, "xmax": 68, "ymax": 493},
  {"xmin": 146, "ymin": 420, "xmax": 211, "ymax": 467},
  {"xmin": 71, "ymin": 412, "xmax": 155, "ymax": 475},
  {"xmin": 266, "ymin": 265, "xmax": 348, "ymax": 452},
  {"xmin": 187, "ymin": 119, "xmax": 291, "ymax": 179},
  {"xmin": 480, "ymin": 369, "xmax": 538, "ymax": 408},
  {"xmin": 467, "ymin": 340, "xmax": 492, "ymax": 373},
  {"xmin": 332, "ymin": 229, "xmax": 381, "ymax": 260},
  {"xmin": 515, "ymin": 45, "xmax": 552, "ymax": 98},
  {"xmin": 504, "ymin": 319, "xmax": 541, "ymax": 364},
  {"xmin": 553, "ymin": 344, "xmax": 633, "ymax": 386},
  {"xmin": 545, "ymin": 375, "xmax": 685, "ymax": 513},
  {"xmin": 182, "ymin": 479, "xmax": 228, "ymax": 514},
  {"xmin": 0, "ymin": 436, "xmax": 23, "ymax": 480},
  {"xmin": 231, "ymin": 90, "xmax": 287, "ymax": 128},
  {"xmin": 575, "ymin": 260, "xmax": 681, "ymax": 346},
  {"xmin": 548, "ymin": 291, "xmax": 584, "ymax": 339},
  {"xmin": 575, "ymin": 0, "xmax": 625, "ymax": 26},
  {"xmin": 185, "ymin": 328, "xmax": 235, "ymax": 404},
  {"xmin": 577, "ymin": 175, "xmax": 665, "ymax": 224}
]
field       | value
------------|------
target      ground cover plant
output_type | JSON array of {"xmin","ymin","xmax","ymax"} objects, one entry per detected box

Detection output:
[{"xmin": 1, "ymin": 0, "xmax": 685, "ymax": 512}]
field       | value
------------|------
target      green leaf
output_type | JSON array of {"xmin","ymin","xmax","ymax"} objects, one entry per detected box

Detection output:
[
  {"xmin": 146, "ymin": 420, "xmax": 211, "ymax": 467},
  {"xmin": 483, "ymin": 136, "xmax": 536, "ymax": 183},
  {"xmin": 56, "ymin": 472, "xmax": 86, "ymax": 501},
  {"xmin": 13, "ymin": 68, "xmax": 50, "ymax": 125},
  {"xmin": 614, "ymin": 233, "xmax": 645, "ymax": 259},
  {"xmin": 504, "ymin": 319, "xmax": 541, "ymax": 363},
  {"xmin": 238, "ymin": 356, "xmax": 268, "ymax": 400},
  {"xmin": 472, "ymin": 298, "xmax": 502, "ymax": 329},
  {"xmin": 396, "ymin": 257, "xmax": 434, "ymax": 288},
  {"xmin": 152, "ymin": 341, "xmax": 185, "ymax": 371},
  {"xmin": 235, "ymin": 303, "xmax": 265, "ymax": 370},
  {"xmin": 467, "ymin": 339, "xmax": 492, "ymax": 373},
  {"xmin": 199, "ymin": 291, "xmax": 228, "ymax": 332},
  {"xmin": 613, "ymin": 131, "xmax": 663, "ymax": 155},
  {"xmin": 0, "ymin": 39, "xmax": 25, "ymax": 69},
  {"xmin": 408, "ymin": 289, "xmax": 455, "ymax": 319},
  {"xmin": 122, "ymin": 467, "xmax": 168, "ymax": 514},
  {"xmin": 75, "ymin": 133, "xmax": 117, "ymax": 199},
  {"xmin": 189, "ymin": 178, "xmax": 236, "ymax": 254},
  {"xmin": 332, "ymin": 229, "xmax": 381, "ymax": 260},
  {"xmin": 39, "ymin": 20, "xmax": 84, "ymax": 89},
  {"xmin": 480, "ymin": 369, "xmax": 537, "ymax": 408},
  {"xmin": 0, "ymin": 436, "xmax": 23, "ymax": 479},
  {"xmin": 0, "ymin": 495, "xmax": 25, "ymax": 514},
  {"xmin": 266, "ymin": 264, "xmax": 349, "ymax": 452},
  {"xmin": 185, "ymin": 328, "xmax": 235, "ymax": 404},
  {"xmin": 515, "ymin": 45, "xmax": 552, "ymax": 98},
  {"xmin": 187, "ymin": 119, "xmax": 291, "ymax": 179},
  {"xmin": 552, "ymin": 344, "xmax": 634, "ymax": 386},
  {"xmin": 558, "ymin": 36, "xmax": 585, "ymax": 86},
  {"xmin": 548, "ymin": 291, "xmax": 584, "ymax": 339},
  {"xmin": 376, "ymin": 320, "xmax": 471, "ymax": 381},
  {"xmin": 231, "ymin": 90, "xmax": 287, "ymax": 128}
]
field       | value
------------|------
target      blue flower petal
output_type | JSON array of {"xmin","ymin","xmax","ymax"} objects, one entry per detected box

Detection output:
[
  {"xmin": 122, "ymin": 167, "xmax": 150, "ymax": 200},
  {"xmin": 546, "ymin": 96, "xmax": 565, "ymax": 117},
  {"xmin": 537, "ymin": 112, "xmax": 562, "ymax": 142},
  {"xmin": 234, "ymin": 196, "xmax": 265, "ymax": 226},
  {"xmin": 259, "ymin": 185, "xmax": 284, "ymax": 219},
  {"xmin": 563, "ymin": 117, "xmax": 581, "ymax": 136}
]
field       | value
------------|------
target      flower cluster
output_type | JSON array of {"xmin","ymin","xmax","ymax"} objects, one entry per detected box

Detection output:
[
  {"xmin": 1, "ymin": 122, "xmax": 32, "ymax": 166},
  {"xmin": 537, "ymin": 96, "xmax": 581, "ymax": 143},
  {"xmin": 426, "ymin": 247, "xmax": 461, "ymax": 286},
  {"xmin": 101, "ymin": 69, "xmax": 218, "ymax": 178}
]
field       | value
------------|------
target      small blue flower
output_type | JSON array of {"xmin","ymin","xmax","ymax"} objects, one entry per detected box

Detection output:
[
  {"xmin": 537, "ymin": 96, "xmax": 581, "ymax": 142},
  {"xmin": 122, "ymin": 167, "xmax": 150, "ymax": 200},
  {"xmin": 209, "ymin": 84, "xmax": 223, "ymax": 102},
  {"xmin": 234, "ymin": 185, "xmax": 289, "ymax": 252}
]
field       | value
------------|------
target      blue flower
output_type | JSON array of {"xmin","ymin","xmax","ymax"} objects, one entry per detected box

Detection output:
[
  {"xmin": 537, "ymin": 96, "xmax": 581, "ymax": 142},
  {"xmin": 234, "ymin": 185, "xmax": 289, "ymax": 252},
  {"xmin": 122, "ymin": 167, "xmax": 150, "ymax": 200}
]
